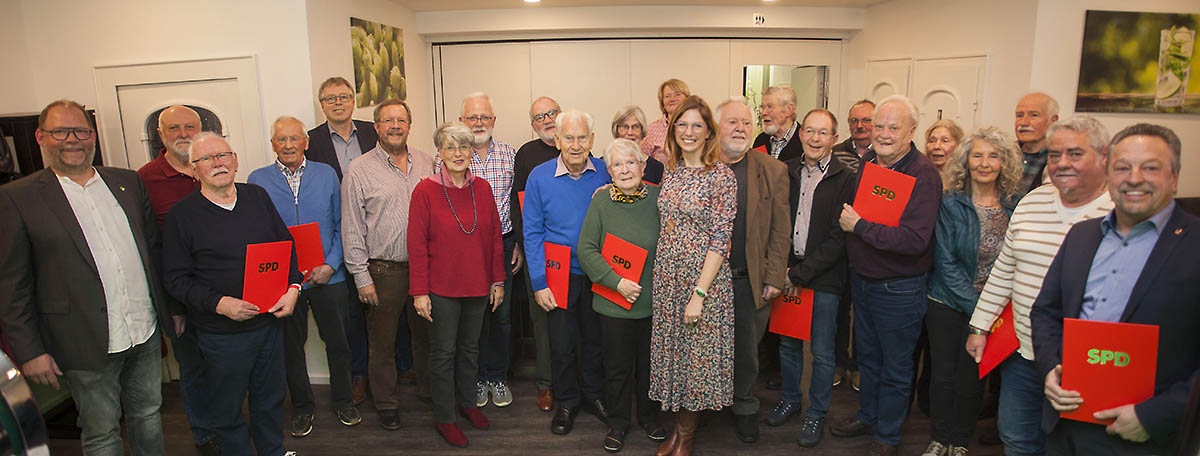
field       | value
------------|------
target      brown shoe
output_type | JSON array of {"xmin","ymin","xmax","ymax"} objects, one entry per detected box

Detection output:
[
  {"xmin": 398, "ymin": 370, "xmax": 418, "ymax": 385},
  {"xmin": 851, "ymin": 371, "xmax": 861, "ymax": 391},
  {"xmin": 830, "ymin": 415, "xmax": 871, "ymax": 437},
  {"xmin": 537, "ymin": 388, "xmax": 553, "ymax": 412},
  {"xmin": 655, "ymin": 416, "xmax": 680, "ymax": 456},
  {"xmin": 673, "ymin": 410, "xmax": 697, "ymax": 456},
  {"xmin": 351, "ymin": 376, "xmax": 368, "ymax": 406},
  {"xmin": 869, "ymin": 441, "xmax": 898, "ymax": 456}
]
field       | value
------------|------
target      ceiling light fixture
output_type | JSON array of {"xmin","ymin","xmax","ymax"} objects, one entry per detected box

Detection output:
[{"xmin": 525, "ymin": 0, "xmax": 540, "ymax": 3}]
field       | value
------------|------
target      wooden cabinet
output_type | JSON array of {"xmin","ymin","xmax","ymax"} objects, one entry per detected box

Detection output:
[{"xmin": 0, "ymin": 110, "xmax": 103, "ymax": 185}]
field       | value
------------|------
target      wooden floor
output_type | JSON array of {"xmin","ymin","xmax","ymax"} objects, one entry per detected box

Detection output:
[{"xmin": 47, "ymin": 370, "xmax": 1005, "ymax": 456}]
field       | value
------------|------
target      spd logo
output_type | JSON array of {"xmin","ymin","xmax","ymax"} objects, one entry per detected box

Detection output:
[
  {"xmin": 546, "ymin": 260, "xmax": 561, "ymax": 270},
  {"xmin": 1086, "ymin": 349, "xmax": 1130, "ymax": 367},
  {"xmin": 611, "ymin": 255, "xmax": 632, "ymax": 270},
  {"xmin": 257, "ymin": 262, "xmax": 279, "ymax": 273},
  {"xmin": 778, "ymin": 294, "xmax": 804, "ymax": 305},
  {"xmin": 871, "ymin": 185, "xmax": 897, "ymax": 201}
]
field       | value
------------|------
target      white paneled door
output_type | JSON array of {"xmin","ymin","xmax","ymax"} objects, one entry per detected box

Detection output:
[{"xmin": 910, "ymin": 56, "xmax": 987, "ymax": 140}]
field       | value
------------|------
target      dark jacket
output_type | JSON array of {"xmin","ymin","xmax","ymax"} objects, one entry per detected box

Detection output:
[
  {"xmin": 785, "ymin": 154, "xmax": 857, "ymax": 294},
  {"xmin": 305, "ymin": 120, "xmax": 379, "ymax": 181},
  {"xmin": 1030, "ymin": 204, "xmax": 1200, "ymax": 449},
  {"xmin": 753, "ymin": 126, "xmax": 804, "ymax": 162},
  {"xmin": 0, "ymin": 168, "xmax": 178, "ymax": 370},
  {"xmin": 928, "ymin": 192, "xmax": 1019, "ymax": 314},
  {"xmin": 736, "ymin": 151, "xmax": 792, "ymax": 308},
  {"xmin": 831, "ymin": 137, "xmax": 869, "ymax": 172}
]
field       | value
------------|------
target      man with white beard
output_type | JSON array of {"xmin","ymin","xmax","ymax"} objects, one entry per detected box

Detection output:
[{"xmin": 752, "ymin": 86, "xmax": 804, "ymax": 162}]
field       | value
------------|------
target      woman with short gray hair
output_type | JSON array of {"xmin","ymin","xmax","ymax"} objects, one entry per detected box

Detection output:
[{"xmin": 610, "ymin": 105, "xmax": 665, "ymax": 184}]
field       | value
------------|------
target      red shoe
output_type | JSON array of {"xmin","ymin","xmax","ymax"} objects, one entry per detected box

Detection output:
[
  {"xmin": 458, "ymin": 405, "xmax": 490, "ymax": 430},
  {"xmin": 435, "ymin": 422, "xmax": 469, "ymax": 448}
]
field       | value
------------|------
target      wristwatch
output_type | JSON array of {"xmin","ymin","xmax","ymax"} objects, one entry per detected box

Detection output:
[
  {"xmin": 968, "ymin": 326, "xmax": 989, "ymax": 336},
  {"xmin": 694, "ymin": 287, "xmax": 708, "ymax": 299}
]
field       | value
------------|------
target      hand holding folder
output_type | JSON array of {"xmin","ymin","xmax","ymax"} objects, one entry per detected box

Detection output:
[
  {"xmin": 853, "ymin": 162, "xmax": 917, "ymax": 227},
  {"xmin": 544, "ymin": 242, "xmax": 571, "ymax": 309},
  {"xmin": 287, "ymin": 222, "xmax": 324, "ymax": 280},
  {"xmin": 1059, "ymin": 319, "xmax": 1158, "ymax": 425},
  {"xmin": 768, "ymin": 288, "xmax": 816, "ymax": 340},
  {"xmin": 242, "ymin": 241, "xmax": 293, "ymax": 313},
  {"xmin": 590, "ymin": 233, "xmax": 649, "ymax": 310}
]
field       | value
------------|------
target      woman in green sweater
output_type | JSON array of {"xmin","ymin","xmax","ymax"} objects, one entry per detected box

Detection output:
[{"xmin": 578, "ymin": 138, "xmax": 665, "ymax": 453}]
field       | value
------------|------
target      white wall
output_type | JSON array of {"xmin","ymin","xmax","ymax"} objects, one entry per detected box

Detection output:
[
  {"xmin": 0, "ymin": 0, "xmax": 36, "ymax": 115},
  {"xmin": 1030, "ymin": 0, "xmax": 1200, "ymax": 196}
]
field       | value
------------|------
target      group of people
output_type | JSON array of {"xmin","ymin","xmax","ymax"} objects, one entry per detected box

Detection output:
[{"xmin": 0, "ymin": 71, "xmax": 1196, "ymax": 456}]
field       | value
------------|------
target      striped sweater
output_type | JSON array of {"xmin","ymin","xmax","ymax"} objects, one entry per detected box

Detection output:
[{"xmin": 968, "ymin": 184, "xmax": 1113, "ymax": 360}]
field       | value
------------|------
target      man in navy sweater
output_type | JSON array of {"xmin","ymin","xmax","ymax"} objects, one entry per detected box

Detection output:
[
  {"xmin": 523, "ymin": 109, "xmax": 612, "ymax": 435},
  {"xmin": 163, "ymin": 132, "xmax": 302, "ymax": 456},
  {"xmin": 248, "ymin": 116, "xmax": 360, "ymax": 438}
]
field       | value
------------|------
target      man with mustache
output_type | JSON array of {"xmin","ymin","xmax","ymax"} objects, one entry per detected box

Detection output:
[
  {"xmin": 341, "ymin": 99, "xmax": 435, "ymax": 430},
  {"xmin": 712, "ymin": 97, "xmax": 790, "ymax": 443},
  {"xmin": 248, "ymin": 116, "xmax": 360, "ymax": 437},
  {"xmin": 162, "ymin": 131, "xmax": 302, "ymax": 455},
  {"xmin": 443, "ymin": 92, "xmax": 521, "ymax": 409},
  {"xmin": 1015, "ymin": 92, "xmax": 1060, "ymax": 193},
  {"xmin": 965, "ymin": 115, "xmax": 1112, "ymax": 456},
  {"xmin": 1, "ymin": 99, "xmax": 177, "ymax": 455},
  {"xmin": 1032, "ymin": 124, "xmax": 1199, "ymax": 454},
  {"xmin": 752, "ymin": 86, "xmax": 804, "ymax": 162},
  {"xmin": 523, "ymin": 109, "xmax": 612, "ymax": 435},
  {"xmin": 305, "ymin": 76, "xmax": 381, "ymax": 406},
  {"xmin": 512, "ymin": 95, "xmax": 563, "ymax": 413},
  {"xmin": 136, "ymin": 104, "xmax": 218, "ymax": 454},
  {"xmin": 833, "ymin": 94, "xmax": 942, "ymax": 456},
  {"xmin": 832, "ymin": 99, "xmax": 874, "ymax": 172}
]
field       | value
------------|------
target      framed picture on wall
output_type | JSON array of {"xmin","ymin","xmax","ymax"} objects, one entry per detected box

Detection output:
[
  {"xmin": 350, "ymin": 17, "xmax": 407, "ymax": 107},
  {"xmin": 1075, "ymin": 10, "xmax": 1199, "ymax": 114}
]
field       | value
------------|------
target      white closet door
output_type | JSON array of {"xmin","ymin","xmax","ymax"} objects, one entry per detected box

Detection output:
[
  {"xmin": 529, "ymin": 40, "xmax": 632, "ymax": 157},
  {"xmin": 630, "ymin": 40, "xmax": 732, "ymax": 124},
  {"xmin": 437, "ymin": 43, "xmax": 533, "ymax": 149},
  {"xmin": 911, "ymin": 55, "xmax": 987, "ymax": 139}
]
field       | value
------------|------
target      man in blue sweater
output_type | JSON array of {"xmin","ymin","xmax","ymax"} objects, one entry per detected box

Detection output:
[
  {"xmin": 523, "ymin": 109, "xmax": 612, "ymax": 435},
  {"xmin": 248, "ymin": 116, "xmax": 360, "ymax": 438}
]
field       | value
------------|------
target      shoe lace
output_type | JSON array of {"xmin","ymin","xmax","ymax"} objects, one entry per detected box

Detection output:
[
  {"xmin": 801, "ymin": 417, "xmax": 819, "ymax": 432},
  {"xmin": 771, "ymin": 401, "xmax": 792, "ymax": 415},
  {"xmin": 477, "ymin": 381, "xmax": 487, "ymax": 395},
  {"xmin": 492, "ymin": 381, "xmax": 509, "ymax": 396}
]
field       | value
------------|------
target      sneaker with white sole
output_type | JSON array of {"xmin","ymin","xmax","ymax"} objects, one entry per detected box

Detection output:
[
  {"xmin": 921, "ymin": 441, "xmax": 948, "ymax": 456},
  {"xmin": 490, "ymin": 380, "xmax": 513, "ymax": 407},
  {"xmin": 476, "ymin": 380, "xmax": 489, "ymax": 407}
]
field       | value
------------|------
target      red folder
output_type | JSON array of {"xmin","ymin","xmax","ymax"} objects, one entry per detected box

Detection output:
[
  {"xmin": 287, "ymin": 222, "xmax": 324, "ymax": 279},
  {"xmin": 242, "ymin": 240, "xmax": 293, "ymax": 313},
  {"xmin": 753, "ymin": 145, "xmax": 769, "ymax": 154},
  {"xmin": 590, "ymin": 233, "xmax": 649, "ymax": 310},
  {"xmin": 545, "ymin": 242, "xmax": 570, "ymax": 309},
  {"xmin": 768, "ymin": 288, "xmax": 816, "ymax": 340},
  {"xmin": 518, "ymin": 191, "xmax": 525, "ymax": 211},
  {"xmin": 978, "ymin": 302, "xmax": 1020, "ymax": 379},
  {"xmin": 1060, "ymin": 318, "xmax": 1159, "ymax": 424},
  {"xmin": 853, "ymin": 162, "xmax": 917, "ymax": 227}
]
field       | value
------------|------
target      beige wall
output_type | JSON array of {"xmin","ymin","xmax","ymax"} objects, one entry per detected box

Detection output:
[{"xmin": 0, "ymin": 0, "xmax": 36, "ymax": 115}]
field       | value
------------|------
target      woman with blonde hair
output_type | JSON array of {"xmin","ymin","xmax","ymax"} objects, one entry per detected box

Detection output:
[
  {"xmin": 923, "ymin": 126, "xmax": 1023, "ymax": 456},
  {"xmin": 925, "ymin": 119, "xmax": 966, "ymax": 172},
  {"xmin": 643, "ymin": 79, "xmax": 691, "ymax": 165}
]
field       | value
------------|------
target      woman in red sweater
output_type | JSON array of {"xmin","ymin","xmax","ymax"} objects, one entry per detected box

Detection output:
[{"xmin": 408, "ymin": 122, "xmax": 505, "ymax": 448}]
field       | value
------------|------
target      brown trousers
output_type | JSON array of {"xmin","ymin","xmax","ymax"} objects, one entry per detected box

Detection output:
[{"xmin": 366, "ymin": 260, "xmax": 430, "ymax": 410}]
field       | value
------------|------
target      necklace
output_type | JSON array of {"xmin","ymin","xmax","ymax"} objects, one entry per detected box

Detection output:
[{"xmin": 440, "ymin": 169, "xmax": 478, "ymax": 234}]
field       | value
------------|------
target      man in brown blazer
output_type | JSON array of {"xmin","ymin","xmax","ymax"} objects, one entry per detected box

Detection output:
[
  {"xmin": 715, "ymin": 97, "xmax": 791, "ymax": 443},
  {"xmin": 0, "ymin": 100, "xmax": 178, "ymax": 455}
]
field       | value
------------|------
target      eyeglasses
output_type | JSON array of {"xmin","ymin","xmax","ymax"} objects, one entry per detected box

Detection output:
[
  {"xmin": 191, "ymin": 151, "xmax": 236, "ymax": 165},
  {"xmin": 617, "ymin": 124, "xmax": 643, "ymax": 132},
  {"xmin": 40, "ymin": 128, "xmax": 94, "ymax": 141},
  {"xmin": 320, "ymin": 94, "xmax": 353, "ymax": 105},
  {"xmin": 532, "ymin": 109, "xmax": 559, "ymax": 122},
  {"xmin": 462, "ymin": 115, "xmax": 496, "ymax": 123}
]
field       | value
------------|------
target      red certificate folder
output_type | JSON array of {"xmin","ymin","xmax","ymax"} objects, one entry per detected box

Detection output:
[
  {"xmin": 590, "ymin": 233, "xmax": 649, "ymax": 310},
  {"xmin": 287, "ymin": 222, "xmax": 324, "ymax": 279},
  {"xmin": 853, "ymin": 161, "xmax": 917, "ymax": 227},
  {"xmin": 978, "ymin": 302, "xmax": 1020, "ymax": 379},
  {"xmin": 1060, "ymin": 318, "xmax": 1159, "ymax": 425},
  {"xmin": 518, "ymin": 191, "xmax": 525, "ymax": 211},
  {"xmin": 768, "ymin": 288, "xmax": 816, "ymax": 341},
  {"xmin": 242, "ymin": 240, "xmax": 293, "ymax": 313},
  {"xmin": 753, "ymin": 145, "xmax": 769, "ymax": 154},
  {"xmin": 544, "ymin": 242, "xmax": 571, "ymax": 309}
]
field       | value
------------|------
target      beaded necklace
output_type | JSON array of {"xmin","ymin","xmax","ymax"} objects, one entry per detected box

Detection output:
[{"xmin": 439, "ymin": 169, "xmax": 478, "ymax": 234}]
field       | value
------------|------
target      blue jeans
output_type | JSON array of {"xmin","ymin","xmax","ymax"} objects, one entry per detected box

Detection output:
[
  {"xmin": 195, "ymin": 323, "xmax": 287, "ymax": 456},
  {"xmin": 998, "ymin": 356, "xmax": 1047, "ymax": 456},
  {"xmin": 172, "ymin": 325, "xmax": 216, "ymax": 445},
  {"xmin": 850, "ymin": 272, "xmax": 928, "ymax": 446},
  {"xmin": 778, "ymin": 289, "xmax": 840, "ymax": 419},
  {"xmin": 63, "ymin": 333, "xmax": 164, "ymax": 456},
  {"xmin": 479, "ymin": 235, "xmax": 516, "ymax": 382}
]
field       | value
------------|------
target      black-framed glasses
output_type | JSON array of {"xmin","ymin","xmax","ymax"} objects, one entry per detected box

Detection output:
[
  {"xmin": 320, "ymin": 94, "xmax": 353, "ymax": 105},
  {"xmin": 532, "ymin": 109, "xmax": 559, "ymax": 122},
  {"xmin": 39, "ymin": 128, "xmax": 94, "ymax": 141},
  {"xmin": 462, "ymin": 115, "xmax": 496, "ymax": 123},
  {"xmin": 191, "ymin": 151, "xmax": 236, "ymax": 164}
]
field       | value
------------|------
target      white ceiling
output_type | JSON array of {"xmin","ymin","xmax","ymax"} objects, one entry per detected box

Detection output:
[{"xmin": 395, "ymin": 0, "xmax": 886, "ymax": 12}]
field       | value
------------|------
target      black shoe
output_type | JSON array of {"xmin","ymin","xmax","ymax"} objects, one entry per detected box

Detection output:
[
  {"xmin": 584, "ymin": 398, "xmax": 609, "ymax": 422},
  {"xmin": 765, "ymin": 400, "xmax": 802, "ymax": 427},
  {"xmin": 643, "ymin": 422, "xmax": 667, "ymax": 442},
  {"xmin": 603, "ymin": 427, "xmax": 626, "ymax": 453},
  {"xmin": 796, "ymin": 415, "xmax": 825, "ymax": 447},
  {"xmin": 551, "ymin": 406, "xmax": 578, "ymax": 435},
  {"xmin": 290, "ymin": 412, "xmax": 314, "ymax": 438},
  {"xmin": 830, "ymin": 416, "xmax": 871, "ymax": 437},
  {"xmin": 734, "ymin": 413, "xmax": 759, "ymax": 443},
  {"xmin": 196, "ymin": 438, "xmax": 221, "ymax": 456},
  {"xmin": 766, "ymin": 376, "xmax": 782, "ymax": 390},
  {"xmin": 337, "ymin": 406, "xmax": 362, "ymax": 426},
  {"xmin": 378, "ymin": 409, "xmax": 402, "ymax": 431}
]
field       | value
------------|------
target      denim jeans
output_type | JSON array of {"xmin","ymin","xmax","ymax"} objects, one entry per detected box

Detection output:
[
  {"xmin": 172, "ymin": 322, "xmax": 216, "ymax": 445},
  {"xmin": 194, "ymin": 323, "xmax": 287, "ymax": 456},
  {"xmin": 478, "ymin": 235, "xmax": 516, "ymax": 382},
  {"xmin": 998, "ymin": 356, "xmax": 1047, "ymax": 456},
  {"xmin": 63, "ymin": 333, "xmax": 164, "ymax": 456},
  {"xmin": 778, "ymin": 289, "xmax": 840, "ymax": 419},
  {"xmin": 850, "ymin": 271, "xmax": 928, "ymax": 446}
]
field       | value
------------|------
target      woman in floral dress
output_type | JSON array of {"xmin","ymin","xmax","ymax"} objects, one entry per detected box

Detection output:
[{"xmin": 649, "ymin": 95, "xmax": 737, "ymax": 456}]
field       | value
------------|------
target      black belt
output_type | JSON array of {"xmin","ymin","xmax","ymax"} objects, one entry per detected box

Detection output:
[{"xmin": 368, "ymin": 259, "xmax": 407, "ymax": 268}]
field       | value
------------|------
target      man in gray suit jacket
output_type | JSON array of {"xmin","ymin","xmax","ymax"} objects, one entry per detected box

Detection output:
[{"xmin": 0, "ymin": 100, "xmax": 178, "ymax": 456}]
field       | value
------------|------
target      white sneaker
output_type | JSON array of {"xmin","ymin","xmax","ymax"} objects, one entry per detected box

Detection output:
[
  {"xmin": 476, "ymin": 380, "xmax": 489, "ymax": 407},
  {"xmin": 490, "ymin": 380, "xmax": 513, "ymax": 407},
  {"xmin": 921, "ymin": 441, "xmax": 948, "ymax": 456}
]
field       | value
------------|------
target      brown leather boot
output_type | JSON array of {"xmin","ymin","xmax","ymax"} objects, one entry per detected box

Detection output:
[
  {"xmin": 672, "ymin": 410, "xmax": 698, "ymax": 456},
  {"xmin": 655, "ymin": 413, "xmax": 680, "ymax": 456}
]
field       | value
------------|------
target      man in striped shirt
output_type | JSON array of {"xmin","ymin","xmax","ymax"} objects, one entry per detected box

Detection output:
[{"xmin": 965, "ymin": 115, "xmax": 1113, "ymax": 456}]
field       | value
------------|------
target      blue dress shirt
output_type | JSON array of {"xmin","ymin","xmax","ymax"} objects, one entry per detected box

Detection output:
[{"xmin": 1080, "ymin": 201, "xmax": 1176, "ymax": 322}]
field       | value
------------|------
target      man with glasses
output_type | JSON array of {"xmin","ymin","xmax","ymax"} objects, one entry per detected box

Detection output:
[
  {"xmin": 341, "ymin": 99, "xmax": 435, "ymax": 430},
  {"xmin": 248, "ymin": 116, "xmax": 360, "ymax": 437},
  {"xmin": 753, "ymin": 85, "xmax": 804, "ymax": 162},
  {"xmin": 1, "ymin": 99, "xmax": 177, "ymax": 455},
  {"xmin": 305, "ymin": 76, "xmax": 381, "ymax": 407},
  {"xmin": 512, "ymin": 95, "xmax": 563, "ymax": 413},
  {"xmin": 163, "ymin": 131, "xmax": 302, "ymax": 455}
]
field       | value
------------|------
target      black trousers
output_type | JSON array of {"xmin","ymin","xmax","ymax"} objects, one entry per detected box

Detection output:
[
  {"xmin": 732, "ymin": 276, "xmax": 771, "ymax": 416},
  {"xmin": 285, "ymin": 281, "xmax": 354, "ymax": 413},
  {"xmin": 598, "ymin": 314, "xmax": 657, "ymax": 432},
  {"xmin": 1048, "ymin": 419, "xmax": 1166, "ymax": 455},
  {"xmin": 836, "ymin": 286, "xmax": 856, "ymax": 370},
  {"xmin": 427, "ymin": 293, "xmax": 487, "ymax": 424},
  {"xmin": 925, "ymin": 300, "xmax": 984, "ymax": 446},
  {"xmin": 547, "ymin": 273, "xmax": 604, "ymax": 409}
]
